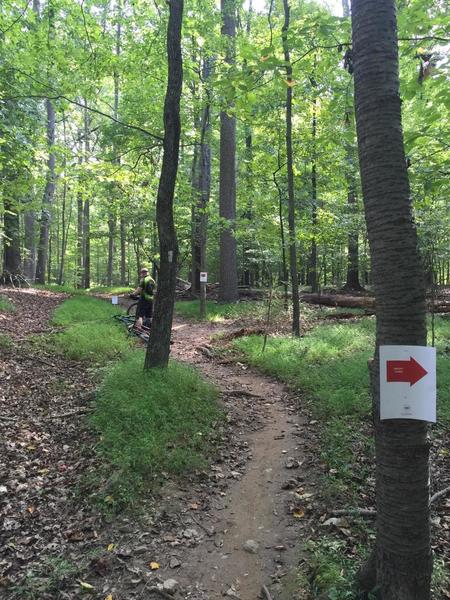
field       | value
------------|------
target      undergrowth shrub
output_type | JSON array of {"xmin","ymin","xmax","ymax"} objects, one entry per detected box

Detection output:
[{"xmin": 0, "ymin": 295, "xmax": 15, "ymax": 312}]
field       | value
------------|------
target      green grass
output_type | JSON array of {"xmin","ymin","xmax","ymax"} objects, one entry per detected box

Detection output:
[
  {"xmin": 175, "ymin": 299, "xmax": 268, "ymax": 322},
  {"xmin": 88, "ymin": 285, "xmax": 133, "ymax": 295},
  {"xmin": 0, "ymin": 333, "xmax": 13, "ymax": 349},
  {"xmin": 91, "ymin": 352, "xmax": 221, "ymax": 507},
  {"xmin": 233, "ymin": 315, "xmax": 450, "ymax": 422},
  {"xmin": 234, "ymin": 319, "xmax": 374, "ymax": 417},
  {"xmin": 50, "ymin": 296, "xmax": 132, "ymax": 362},
  {"xmin": 0, "ymin": 294, "xmax": 15, "ymax": 312},
  {"xmin": 52, "ymin": 295, "xmax": 124, "ymax": 326},
  {"xmin": 34, "ymin": 283, "xmax": 132, "ymax": 296},
  {"xmin": 52, "ymin": 321, "xmax": 135, "ymax": 362},
  {"xmin": 34, "ymin": 283, "xmax": 87, "ymax": 295}
]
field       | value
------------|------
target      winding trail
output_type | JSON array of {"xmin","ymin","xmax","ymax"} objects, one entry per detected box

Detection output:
[{"xmin": 167, "ymin": 318, "xmax": 309, "ymax": 599}]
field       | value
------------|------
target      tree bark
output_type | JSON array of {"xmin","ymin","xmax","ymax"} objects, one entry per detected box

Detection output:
[
  {"xmin": 23, "ymin": 208, "xmax": 36, "ymax": 281},
  {"xmin": 218, "ymin": 0, "xmax": 238, "ymax": 303},
  {"xmin": 191, "ymin": 58, "xmax": 211, "ymax": 299},
  {"xmin": 145, "ymin": 0, "xmax": 183, "ymax": 369},
  {"xmin": 282, "ymin": 0, "xmax": 300, "ymax": 336},
  {"xmin": 352, "ymin": 1, "xmax": 431, "ymax": 598},
  {"xmin": 2, "ymin": 198, "xmax": 21, "ymax": 275},
  {"xmin": 83, "ymin": 103, "xmax": 90, "ymax": 289},
  {"xmin": 36, "ymin": 98, "xmax": 56, "ymax": 284},
  {"xmin": 308, "ymin": 72, "xmax": 319, "ymax": 293},
  {"xmin": 342, "ymin": 0, "xmax": 362, "ymax": 292}
]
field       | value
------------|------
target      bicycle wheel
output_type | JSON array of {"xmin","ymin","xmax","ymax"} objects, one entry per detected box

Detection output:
[{"xmin": 127, "ymin": 301, "xmax": 138, "ymax": 317}]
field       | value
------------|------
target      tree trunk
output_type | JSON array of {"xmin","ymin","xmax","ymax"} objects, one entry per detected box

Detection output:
[
  {"xmin": 342, "ymin": 0, "xmax": 363, "ymax": 292},
  {"xmin": 36, "ymin": 98, "xmax": 56, "ymax": 284},
  {"xmin": 3, "ymin": 198, "xmax": 21, "ymax": 275},
  {"xmin": 191, "ymin": 58, "xmax": 212, "ymax": 299},
  {"xmin": 308, "ymin": 85, "xmax": 319, "ymax": 293},
  {"xmin": 145, "ymin": 0, "xmax": 183, "ymax": 369},
  {"xmin": 120, "ymin": 216, "xmax": 126, "ymax": 285},
  {"xmin": 273, "ymin": 150, "xmax": 289, "ymax": 310},
  {"xmin": 282, "ymin": 0, "xmax": 300, "ymax": 336},
  {"xmin": 352, "ymin": 1, "xmax": 431, "ymax": 598},
  {"xmin": 83, "ymin": 104, "xmax": 91, "ymax": 289},
  {"xmin": 190, "ymin": 109, "xmax": 200, "ymax": 296},
  {"xmin": 77, "ymin": 146, "xmax": 84, "ymax": 288},
  {"xmin": 107, "ymin": 217, "xmax": 115, "ymax": 286},
  {"xmin": 218, "ymin": 0, "xmax": 238, "ymax": 303},
  {"xmin": 23, "ymin": 208, "xmax": 36, "ymax": 281}
]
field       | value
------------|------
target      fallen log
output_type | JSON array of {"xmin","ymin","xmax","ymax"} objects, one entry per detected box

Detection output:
[
  {"xmin": 301, "ymin": 293, "xmax": 450, "ymax": 314},
  {"xmin": 301, "ymin": 293, "xmax": 375, "ymax": 309}
]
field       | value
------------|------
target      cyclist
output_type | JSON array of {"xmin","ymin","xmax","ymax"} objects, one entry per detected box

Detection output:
[{"xmin": 131, "ymin": 267, "xmax": 156, "ymax": 331}]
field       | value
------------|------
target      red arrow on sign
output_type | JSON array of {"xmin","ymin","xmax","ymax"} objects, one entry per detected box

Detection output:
[{"xmin": 386, "ymin": 357, "xmax": 428, "ymax": 386}]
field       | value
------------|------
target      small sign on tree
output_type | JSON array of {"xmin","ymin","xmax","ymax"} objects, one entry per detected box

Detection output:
[{"xmin": 380, "ymin": 346, "xmax": 436, "ymax": 422}]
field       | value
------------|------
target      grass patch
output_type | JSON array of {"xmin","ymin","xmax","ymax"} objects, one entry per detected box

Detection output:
[
  {"xmin": 175, "ymin": 299, "xmax": 267, "ymax": 322},
  {"xmin": 34, "ymin": 283, "xmax": 87, "ymax": 295},
  {"xmin": 88, "ymin": 285, "xmax": 133, "ymax": 295},
  {"xmin": 233, "ymin": 315, "xmax": 450, "ymax": 422},
  {"xmin": 0, "ymin": 333, "xmax": 13, "ymax": 349},
  {"xmin": 0, "ymin": 294, "xmax": 15, "ymax": 312},
  {"xmin": 52, "ymin": 321, "xmax": 135, "ymax": 362},
  {"xmin": 233, "ymin": 319, "xmax": 374, "ymax": 417},
  {"xmin": 91, "ymin": 352, "xmax": 221, "ymax": 508},
  {"xmin": 52, "ymin": 295, "xmax": 124, "ymax": 326},
  {"xmin": 50, "ymin": 296, "xmax": 132, "ymax": 362}
]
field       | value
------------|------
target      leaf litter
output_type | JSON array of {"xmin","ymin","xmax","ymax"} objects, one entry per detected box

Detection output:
[{"xmin": 0, "ymin": 289, "xmax": 448, "ymax": 599}]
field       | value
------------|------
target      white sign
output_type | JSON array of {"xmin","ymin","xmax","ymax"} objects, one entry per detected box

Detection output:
[
  {"xmin": 380, "ymin": 345, "xmax": 436, "ymax": 422},
  {"xmin": 111, "ymin": 296, "xmax": 119, "ymax": 305},
  {"xmin": 200, "ymin": 272, "xmax": 208, "ymax": 283}
]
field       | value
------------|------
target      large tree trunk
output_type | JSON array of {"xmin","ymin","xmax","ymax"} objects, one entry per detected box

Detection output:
[
  {"xmin": 191, "ymin": 58, "xmax": 212, "ymax": 298},
  {"xmin": 282, "ymin": 0, "xmax": 300, "ymax": 336},
  {"xmin": 218, "ymin": 0, "xmax": 238, "ymax": 303},
  {"xmin": 83, "ymin": 104, "xmax": 91, "ymax": 289},
  {"xmin": 308, "ymin": 80, "xmax": 319, "ymax": 293},
  {"xmin": 342, "ymin": 0, "xmax": 363, "ymax": 292},
  {"xmin": 2, "ymin": 197, "xmax": 21, "ymax": 275},
  {"xmin": 352, "ymin": 1, "xmax": 431, "ymax": 598},
  {"xmin": 145, "ymin": 0, "xmax": 183, "ymax": 369},
  {"xmin": 77, "ymin": 145, "xmax": 84, "ymax": 288},
  {"xmin": 36, "ymin": 98, "xmax": 56, "ymax": 284}
]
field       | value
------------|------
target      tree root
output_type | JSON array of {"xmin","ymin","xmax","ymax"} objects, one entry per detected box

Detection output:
[{"xmin": 261, "ymin": 584, "xmax": 273, "ymax": 600}]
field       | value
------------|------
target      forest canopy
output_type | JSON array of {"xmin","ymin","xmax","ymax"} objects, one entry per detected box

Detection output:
[{"xmin": 0, "ymin": 0, "xmax": 448, "ymax": 290}]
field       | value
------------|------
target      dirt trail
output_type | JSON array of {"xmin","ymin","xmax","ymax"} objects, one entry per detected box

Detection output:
[
  {"xmin": 1, "ymin": 291, "xmax": 314, "ymax": 600},
  {"xmin": 169, "ymin": 319, "xmax": 308, "ymax": 599}
]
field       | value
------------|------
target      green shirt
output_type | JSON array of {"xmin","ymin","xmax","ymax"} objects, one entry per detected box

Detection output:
[{"xmin": 139, "ymin": 275, "xmax": 155, "ymax": 302}]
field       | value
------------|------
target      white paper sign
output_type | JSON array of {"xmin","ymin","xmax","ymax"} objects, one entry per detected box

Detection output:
[
  {"xmin": 380, "ymin": 345, "xmax": 436, "ymax": 422},
  {"xmin": 200, "ymin": 272, "xmax": 207, "ymax": 283},
  {"xmin": 111, "ymin": 296, "xmax": 119, "ymax": 305}
]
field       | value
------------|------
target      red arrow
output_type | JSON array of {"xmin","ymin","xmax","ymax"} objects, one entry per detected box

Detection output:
[{"xmin": 386, "ymin": 357, "xmax": 428, "ymax": 386}]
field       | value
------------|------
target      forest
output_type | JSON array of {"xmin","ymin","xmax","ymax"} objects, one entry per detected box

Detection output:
[
  {"xmin": 0, "ymin": 0, "xmax": 449, "ymax": 599},
  {"xmin": 0, "ymin": 0, "xmax": 448, "ymax": 293}
]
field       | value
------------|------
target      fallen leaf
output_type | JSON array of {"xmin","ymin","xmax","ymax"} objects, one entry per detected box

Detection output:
[
  {"xmin": 107, "ymin": 543, "xmax": 115, "ymax": 552},
  {"xmin": 105, "ymin": 595, "xmax": 113, "ymax": 600},
  {"xmin": 293, "ymin": 509, "xmax": 305, "ymax": 518},
  {"xmin": 79, "ymin": 580, "xmax": 94, "ymax": 590},
  {"xmin": 149, "ymin": 561, "xmax": 160, "ymax": 570}
]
